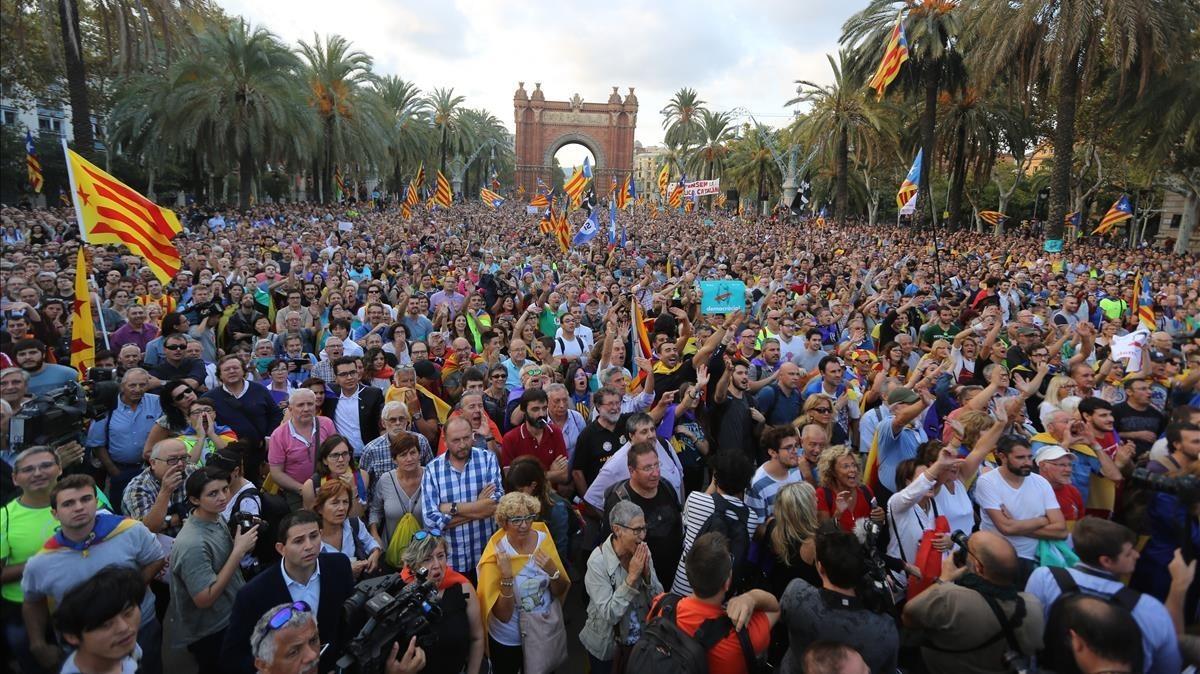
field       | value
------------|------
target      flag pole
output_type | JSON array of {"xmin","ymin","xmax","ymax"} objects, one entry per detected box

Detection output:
[
  {"xmin": 87, "ymin": 255, "xmax": 112, "ymax": 350},
  {"xmin": 61, "ymin": 137, "xmax": 88, "ymax": 242}
]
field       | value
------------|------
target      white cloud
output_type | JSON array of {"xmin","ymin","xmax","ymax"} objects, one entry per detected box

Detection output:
[{"xmin": 215, "ymin": 0, "xmax": 846, "ymax": 145}]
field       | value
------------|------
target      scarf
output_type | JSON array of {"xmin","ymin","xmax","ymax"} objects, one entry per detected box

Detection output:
[
  {"xmin": 43, "ymin": 513, "xmax": 138, "ymax": 556},
  {"xmin": 399, "ymin": 566, "xmax": 472, "ymax": 591},
  {"xmin": 652, "ymin": 360, "xmax": 681, "ymax": 375},
  {"xmin": 477, "ymin": 522, "xmax": 569, "ymax": 630}
]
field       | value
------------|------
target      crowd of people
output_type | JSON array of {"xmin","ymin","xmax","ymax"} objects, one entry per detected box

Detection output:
[{"xmin": 0, "ymin": 197, "xmax": 1198, "ymax": 674}]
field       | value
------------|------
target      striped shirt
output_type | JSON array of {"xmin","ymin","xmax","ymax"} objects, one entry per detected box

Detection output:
[
  {"xmin": 360, "ymin": 431, "xmax": 434, "ymax": 481},
  {"xmin": 744, "ymin": 465, "xmax": 803, "ymax": 520},
  {"xmin": 670, "ymin": 491, "xmax": 763, "ymax": 596},
  {"xmin": 420, "ymin": 448, "xmax": 504, "ymax": 573}
]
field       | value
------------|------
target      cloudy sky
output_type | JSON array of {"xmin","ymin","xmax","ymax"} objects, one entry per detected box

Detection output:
[{"xmin": 217, "ymin": 0, "xmax": 850, "ymax": 165}]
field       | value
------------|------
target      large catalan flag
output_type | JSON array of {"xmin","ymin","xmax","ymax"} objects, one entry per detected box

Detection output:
[
  {"xmin": 657, "ymin": 164, "xmax": 671, "ymax": 198},
  {"xmin": 63, "ymin": 143, "xmax": 182, "ymax": 284},
  {"xmin": 434, "ymin": 170, "xmax": 452, "ymax": 208},
  {"xmin": 1093, "ymin": 194, "xmax": 1133, "ymax": 235},
  {"xmin": 978, "ymin": 210, "xmax": 1006, "ymax": 227},
  {"xmin": 563, "ymin": 167, "xmax": 587, "ymax": 207},
  {"xmin": 539, "ymin": 207, "xmax": 554, "ymax": 234},
  {"xmin": 25, "ymin": 131, "xmax": 43, "ymax": 193},
  {"xmin": 480, "ymin": 187, "xmax": 504, "ymax": 209},
  {"xmin": 896, "ymin": 149, "xmax": 921, "ymax": 211},
  {"xmin": 868, "ymin": 10, "xmax": 909, "ymax": 100},
  {"xmin": 552, "ymin": 202, "xmax": 571, "ymax": 253},
  {"xmin": 69, "ymin": 249, "xmax": 95, "ymax": 376}
]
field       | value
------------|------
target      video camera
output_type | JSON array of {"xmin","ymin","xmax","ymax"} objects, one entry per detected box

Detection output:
[
  {"xmin": 335, "ymin": 568, "xmax": 442, "ymax": 674},
  {"xmin": 1131, "ymin": 467, "xmax": 1200, "ymax": 505},
  {"xmin": 857, "ymin": 519, "xmax": 901, "ymax": 615},
  {"xmin": 8, "ymin": 369, "xmax": 120, "ymax": 453}
]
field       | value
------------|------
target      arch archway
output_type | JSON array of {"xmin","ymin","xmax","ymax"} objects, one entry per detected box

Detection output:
[{"xmin": 513, "ymin": 83, "xmax": 637, "ymax": 196}]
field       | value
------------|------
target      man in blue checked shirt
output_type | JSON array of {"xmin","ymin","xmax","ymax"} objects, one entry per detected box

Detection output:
[{"xmin": 421, "ymin": 416, "xmax": 503, "ymax": 585}]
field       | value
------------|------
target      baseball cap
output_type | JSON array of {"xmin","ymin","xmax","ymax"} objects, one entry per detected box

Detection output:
[
  {"xmin": 1034, "ymin": 445, "xmax": 1074, "ymax": 464},
  {"xmin": 1149, "ymin": 351, "xmax": 1169, "ymax": 363},
  {"xmin": 1017, "ymin": 326, "xmax": 1040, "ymax": 336},
  {"xmin": 887, "ymin": 387, "xmax": 919, "ymax": 405}
]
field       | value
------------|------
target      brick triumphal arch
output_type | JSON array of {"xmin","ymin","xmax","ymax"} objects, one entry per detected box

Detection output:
[{"xmin": 513, "ymin": 83, "xmax": 638, "ymax": 196}]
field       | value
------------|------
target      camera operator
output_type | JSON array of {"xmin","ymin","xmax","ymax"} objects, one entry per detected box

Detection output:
[
  {"xmin": 398, "ymin": 530, "xmax": 485, "ymax": 674},
  {"xmin": 903, "ymin": 531, "xmax": 1044, "ymax": 673},
  {"xmin": 13, "ymin": 338, "xmax": 78, "ymax": 395},
  {"xmin": 1, "ymin": 366, "xmax": 32, "ymax": 410},
  {"xmin": 85, "ymin": 368, "xmax": 161, "ymax": 508},
  {"xmin": 169, "ymin": 466, "xmax": 259, "ymax": 673},
  {"xmin": 779, "ymin": 522, "xmax": 899, "ymax": 674},
  {"xmin": 223, "ymin": 510, "xmax": 356, "ymax": 674},
  {"xmin": 249, "ymin": 601, "xmax": 426, "ymax": 674}
]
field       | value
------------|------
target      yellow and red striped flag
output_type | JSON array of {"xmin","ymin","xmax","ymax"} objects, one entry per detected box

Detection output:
[
  {"xmin": 538, "ymin": 209, "xmax": 553, "ymax": 234},
  {"xmin": 530, "ymin": 193, "xmax": 549, "ymax": 208},
  {"xmin": 553, "ymin": 207, "xmax": 571, "ymax": 253},
  {"xmin": 405, "ymin": 163, "xmax": 424, "ymax": 208},
  {"xmin": 978, "ymin": 210, "xmax": 1006, "ymax": 227},
  {"xmin": 64, "ymin": 144, "xmax": 182, "ymax": 284},
  {"xmin": 1134, "ymin": 272, "xmax": 1155, "ymax": 331},
  {"xmin": 668, "ymin": 184, "xmax": 683, "ymax": 209},
  {"xmin": 1093, "ymin": 195, "xmax": 1133, "ymax": 236},
  {"xmin": 563, "ymin": 167, "xmax": 586, "ymax": 207},
  {"xmin": 434, "ymin": 170, "xmax": 452, "ymax": 208},
  {"xmin": 657, "ymin": 164, "xmax": 670, "ymax": 198},
  {"xmin": 868, "ymin": 10, "xmax": 909, "ymax": 100},
  {"xmin": 616, "ymin": 175, "xmax": 630, "ymax": 210},
  {"xmin": 69, "ymin": 249, "xmax": 95, "ymax": 377},
  {"xmin": 401, "ymin": 203, "xmax": 412, "ymax": 220},
  {"xmin": 26, "ymin": 131, "xmax": 43, "ymax": 193},
  {"xmin": 480, "ymin": 187, "xmax": 504, "ymax": 209}
]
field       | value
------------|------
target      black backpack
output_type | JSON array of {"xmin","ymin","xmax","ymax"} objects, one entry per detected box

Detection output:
[
  {"xmin": 627, "ymin": 593, "xmax": 759, "ymax": 674},
  {"xmin": 694, "ymin": 494, "xmax": 756, "ymax": 592},
  {"xmin": 230, "ymin": 486, "xmax": 289, "ymax": 570},
  {"xmin": 1040, "ymin": 567, "xmax": 1143, "ymax": 671}
]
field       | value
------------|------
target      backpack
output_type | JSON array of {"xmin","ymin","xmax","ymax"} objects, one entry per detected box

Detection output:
[
  {"xmin": 694, "ymin": 494, "xmax": 757, "ymax": 593},
  {"xmin": 230, "ymin": 486, "xmax": 289, "ymax": 571},
  {"xmin": 627, "ymin": 593, "xmax": 759, "ymax": 674},
  {"xmin": 1040, "ymin": 567, "xmax": 1143, "ymax": 671}
]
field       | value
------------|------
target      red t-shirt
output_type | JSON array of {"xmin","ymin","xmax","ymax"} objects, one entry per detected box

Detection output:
[
  {"xmin": 661, "ymin": 595, "xmax": 771, "ymax": 674},
  {"xmin": 815, "ymin": 485, "xmax": 875, "ymax": 533},
  {"xmin": 1053, "ymin": 482, "xmax": 1084, "ymax": 522},
  {"xmin": 499, "ymin": 423, "xmax": 567, "ymax": 470}
]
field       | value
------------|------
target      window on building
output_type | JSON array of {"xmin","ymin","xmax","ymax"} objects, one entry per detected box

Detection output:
[
  {"xmin": 0, "ymin": 108, "xmax": 16, "ymax": 126},
  {"xmin": 38, "ymin": 116, "xmax": 63, "ymax": 135}
]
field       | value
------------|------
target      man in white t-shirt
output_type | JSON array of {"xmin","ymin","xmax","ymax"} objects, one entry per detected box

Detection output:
[{"xmin": 974, "ymin": 435, "xmax": 1067, "ymax": 585}]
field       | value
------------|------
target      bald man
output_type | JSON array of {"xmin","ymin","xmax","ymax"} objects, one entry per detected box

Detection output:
[
  {"xmin": 903, "ymin": 531, "xmax": 1044, "ymax": 672},
  {"xmin": 756, "ymin": 361, "xmax": 806, "ymax": 426}
]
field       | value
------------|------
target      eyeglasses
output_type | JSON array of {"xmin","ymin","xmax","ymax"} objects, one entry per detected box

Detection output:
[
  {"xmin": 266, "ymin": 601, "xmax": 312, "ymax": 631},
  {"xmin": 154, "ymin": 455, "xmax": 188, "ymax": 466},
  {"xmin": 617, "ymin": 523, "xmax": 648, "ymax": 537},
  {"xmin": 412, "ymin": 529, "xmax": 443, "ymax": 542},
  {"xmin": 507, "ymin": 514, "xmax": 537, "ymax": 526},
  {"xmin": 164, "ymin": 344, "xmax": 187, "ymax": 351},
  {"xmin": 327, "ymin": 451, "xmax": 351, "ymax": 460},
  {"xmin": 335, "ymin": 370, "xmax": 357, "ymax": 377},
  {"xmin": 635, "ymin": 462, "xmax": 661, "ymax": 474},
  {"xmin": 16, "ymin": 461, "xmax": 56, "ymax": 475}
]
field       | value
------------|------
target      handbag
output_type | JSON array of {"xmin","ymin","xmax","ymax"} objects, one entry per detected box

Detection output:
[
  {"xmin": 906, "ymin": 513, "xmax": 950, "ymax": 601},
  {"xmin": 518, "ymin": 595, "xmax": 568, "ymax": 674}
]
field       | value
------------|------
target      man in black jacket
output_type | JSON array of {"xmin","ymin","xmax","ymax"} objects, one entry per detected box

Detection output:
[
  {"xmin": 322, "ymin": 356, "xmax": 384, "ymax": 458},
  {"xmin": 205, "ymin": 355, "xmax": 283, "ymax": 477},
  {"xmin": 222, "ymin": 510, "xmax": 356, "ymax": 674}
]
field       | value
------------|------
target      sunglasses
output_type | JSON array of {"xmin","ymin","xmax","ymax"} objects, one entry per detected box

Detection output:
[
  {"xmin": 173, "ymin": 388, "xmax": 195, "ymax": 401},
  {"xmin": 266, "ymin": 601, "xmax": 312, "ymax": 631},
  {"xmin": 812, "ymin": 407, "xmax": 833, "ymax": 413},
  {"xmin": 164, "ymin": 344, "xmax": 187, "ymax": 351},
  {"xmin": 525, "ymin": 369, "xmax": 544, "ymax": 377},
  {"xmin": 412, "ymin": 529, "xmax": 443, "ymax": 542}
]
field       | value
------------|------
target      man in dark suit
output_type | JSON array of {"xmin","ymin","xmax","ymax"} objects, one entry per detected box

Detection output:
[
  {"xmin": 323, "ymin": 356, "xmax": 384, "ymax": 458},
  {"xmin": 222, "ymin": 510, "xmax": 356, "ymax": 674}
]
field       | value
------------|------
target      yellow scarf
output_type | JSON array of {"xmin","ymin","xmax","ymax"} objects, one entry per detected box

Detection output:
[
  {"xmin": 653, "ymin": 361, "xmax": 681, "ymax": 375},
  {"xmin": 384, "ymin": 385, "xmax": 451, "ymax": 424},
  {"xmin": 477, "ymin": 522, "xmax": 569, "ymax": 629}
]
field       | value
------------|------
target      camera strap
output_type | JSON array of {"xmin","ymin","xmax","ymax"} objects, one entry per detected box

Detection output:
[{"xmin": 922, "ymin": 586, "xmax": 1025, "ymax": 655}]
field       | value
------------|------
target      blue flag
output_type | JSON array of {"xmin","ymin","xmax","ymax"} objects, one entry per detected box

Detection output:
[
  {"xmin": 573, "ymin": 207, "xmax": 601, "ymax": 247},
  {"xmin": 582, "ymin": 156, "xmax": 593, "ymax": 180},
  {"xmin": 608, "ymin": 199, "xmax": 618, "ymax": 245}
]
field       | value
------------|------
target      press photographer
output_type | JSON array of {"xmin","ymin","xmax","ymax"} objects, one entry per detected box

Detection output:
[{"xmin": 903, "ymin": 530, "xmax": 1043, "ymax": 673}]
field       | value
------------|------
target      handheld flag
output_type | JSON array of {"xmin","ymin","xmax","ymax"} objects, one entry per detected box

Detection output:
[
  {"xmin": 668, "ymin": 175, "xmax": 686, "ymax": 209},
  {"xmin": 657, "ymin": 164, "xmax": 670, "ymax": 198},
  {"xmin": 630, "ymin": 297, "xmax": 654, "ymax": 389},
  {"xmin": 434, "ymin": 171, "xmax": 452, "ymax": 208},
  {"xmin": 615, "ymin": 175, "xmax": 630, "ymax": 210},
  {"xmin": 529, "ymin": 193, "xmax": 549, "ymax": 208},
  {"xmin": 1065, "ymin": 211, "xmax": 1081, "ymax": 226},
  {"xmin": 896, "ymin": 149, "xmax": 921, "ymax": 211},
  {"xmin": 1093, "ymin": 195, "xmax": 1133, "ymax": 235},
  {"xmin": 572, "ymin": 208, "xmax": 601, "ymax": 247},
  {"xmin": 480, "ymin": 187, "xmax": 505, "ymax": 209},
  {"xmin": 25, "ymin": 131, "xmax": 43, "ymax": 193},
  {"xmin": 868, "ymin": 10, "xmax": 910, "ymax": 100},
  {"xmin": 626, "ymin": 176, "xmax": 637, "ymax": 208},
  {"xmin": 538, "ymin": 208, "xmax": 553, "ymax": 234},
  {"xmin": 1133, "ymin": 271, "xmax": 1155, "ymax": 330},
  {"xmin": 334, "ymin": 167, "xmax": 347, "ymax": 201},
  {"xmin": 978, "ymin": 211, "xmax": 1006, "ymax": 227},
  {"xmin": 553, "ymin": 202, "xmax": 571, "ymax": 253},
  {"xmin": 563, "ymin": 167, "xmax": 587, "ymax": 207},
  {"xmin": 58, "ymin": 187, "xmax": 70, "ymax": 207},
  {"xmin": 69, "ymin": 249, "xmax": 95, "ymax": 376},
  {"xmin": 63, "ymin": 142, "xmax": 182, "ymax": 284},
  {"xmin": 608, "ymin": 198, "xmax": 618, "ymax": 245},
  {"xmin": 582, "ymin": 156, "xmax": 593, "ymax": 180}
]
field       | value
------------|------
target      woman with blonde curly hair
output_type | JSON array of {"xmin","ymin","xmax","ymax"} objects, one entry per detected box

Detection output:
[
  {"xmin": 761, "ymin": 482, "xmax": 821, "ymax": 597},
  {"xmin": 814, "ymin": 445, "xmax": 884, "ymax": 533}
]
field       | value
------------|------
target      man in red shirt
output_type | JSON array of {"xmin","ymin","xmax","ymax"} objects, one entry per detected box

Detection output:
[
  {"xmin": 499, "ymin": 388, "xmax": 568, "ymax": 485},
  {"xmin": 651, "ymin": 532, "xmax": 778, "ymax": 674},
  {"xmin": 1034, "ymin": 444, "xmax": 1084, "ymax": 526}
]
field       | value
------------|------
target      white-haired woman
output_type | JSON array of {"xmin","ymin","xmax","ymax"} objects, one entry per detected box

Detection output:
[{"xmin": 580, "ymin": 500, "xmax": 664, "ymax": 674}]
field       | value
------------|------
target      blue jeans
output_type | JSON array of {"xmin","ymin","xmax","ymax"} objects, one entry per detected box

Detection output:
[
  {"xmin": 4, "ymin": 600, "xmax": 50, "ymax": 674},
  {"xmin": 137, "ymin": 614, "xmax": 163, "ymax": 674}
]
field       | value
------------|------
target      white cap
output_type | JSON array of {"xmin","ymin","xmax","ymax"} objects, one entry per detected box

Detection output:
[{"xmin": 1034, "ymin": 445, "xmax": 1074, "ymax": 464}]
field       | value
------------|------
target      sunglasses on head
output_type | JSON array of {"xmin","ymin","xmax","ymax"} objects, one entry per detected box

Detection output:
[
  {"xmin": 412, "ymin": 529, "xmax": 443, "ymax": 542},
  {"xmin": 266, "ymin": 601, "xmax": 311, "ymax": 631}
]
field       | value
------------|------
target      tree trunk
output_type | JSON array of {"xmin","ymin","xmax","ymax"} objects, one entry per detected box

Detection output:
[
  {"xmin": 948, "ymin": 121, "xmax": 968, "ymax": 230},
  {"xmin": 321, "ymin": 118, "xmax": 334, "ymax": 204},
  {"xmin": 146, "ymin": 166, "xmax": 155, "ymax": 201},
  {"xmin": 835, "ymin": 128, "xmax": 849, "ymax": 221},
  {"xmin": 439, "ymin": 127, "xmax": 448, "ymax": 175},
  {"xmin": 914, "ymin": 63, "xmax": 940, "ymax": 229},
  {"xmin": 1047, "ymin": 48, "xmax": 1081, "ymax": 242},
  {"xmin": 1177, "ymin": 189, "xmax": 1198, "ymax": 255},
  {"xmin": 58, "ymin": 0, "xmax": 94, "ymax": 155},
  {"xmin": 238, "ymin": 144, "xmax": 254, "ymax": 210}
]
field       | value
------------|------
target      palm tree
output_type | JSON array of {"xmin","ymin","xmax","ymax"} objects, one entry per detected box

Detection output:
[
  {"xmin": 935, "ymin": 88, "xmax": 1006, "ymax": 229},
  {"xmin": 971, "ymin": 0, "xmax": 1192, "ymax": 241},
  {"xmin": 789, "ymin": 51, "xmax": 890, "ymax": 220},
  {"xmin": 660, "ymin": 88, "xmax": 707, "ymax": 156},
  {"xmin": 375, "ymin": 75, "xmax": 431, "ymax": 196},
  {"xmin": 843, "ymin": 0, "xmax": 966, "ymax": 228},
  {"xmin": 428, "ymin": 87, "xmax": 467, "ymax": 174},
  {"xmin": 299, "ymin": 33, "xmax": 389, "ymax": 203},
  {"xmin": 58, "ymin": 0, "xmax": 94, "ymax": 154},
  {"xmin": 725, "ymin": 124, "xmax": 782, "ymax": 211},
  {"xmin": 686, "ymin": 110, "xmax": 734, "ymax": 207},
  {"xmin": 168, "ymin": 21, "xmax": 313, "ymax": 209}
]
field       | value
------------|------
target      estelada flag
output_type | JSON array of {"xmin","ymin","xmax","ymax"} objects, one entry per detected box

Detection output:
[
  {"xmin": 978, "ymin": 211, "xmax": 1006, "ymax": 227},
  {"xmin": 657, "ymin": 164, "xmax": 670, "ymax": 197},
  {"xmin": 70, "ymin": 249, "xmax": 95, "ymax": 377},
  {"xmin": 64, "ymin": 143, "xmax": 181, "ymax": 284},
  {"xmin": 868, "ymin": 10, "xmax": 909, "ymax": 100},
  {"xmin": 1093, "ymin": 194, "xmax": 1133, "ymax": 235}
]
